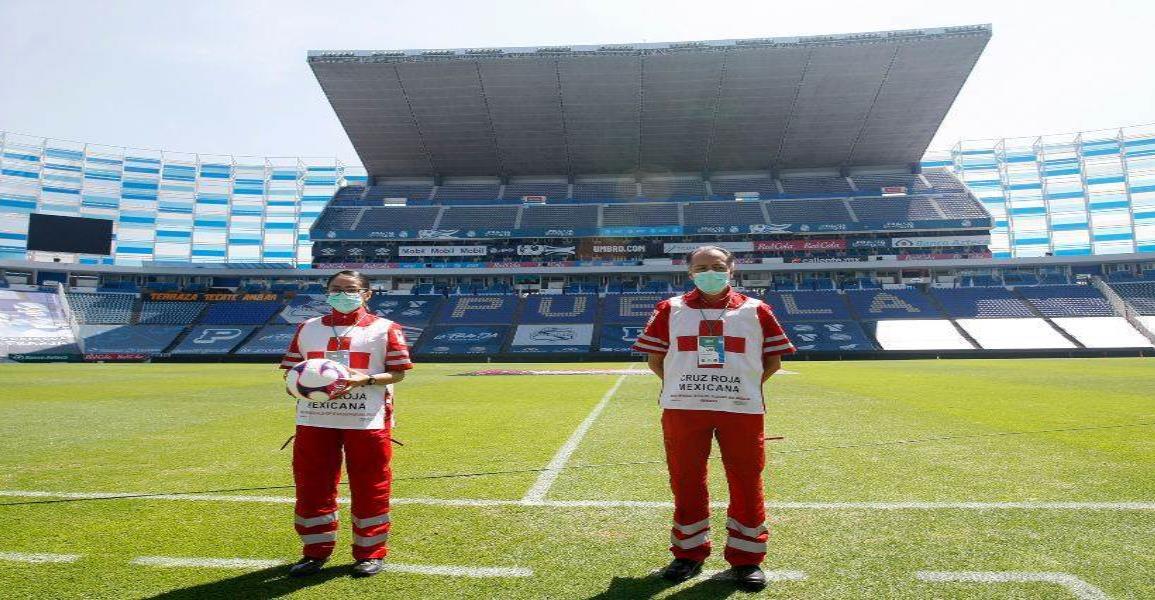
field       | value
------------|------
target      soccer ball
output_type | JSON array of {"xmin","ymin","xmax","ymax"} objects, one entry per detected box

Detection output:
[{"xmin": 286, "ymin": 359, "xmax": 351, "ymax": 401}]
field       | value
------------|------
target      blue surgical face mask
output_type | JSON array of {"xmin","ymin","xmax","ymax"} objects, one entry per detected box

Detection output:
[
  {"xmin": 692, "ymin": 271, "xmax": 730, "ymax": 295},
  {"xmin": 327, "ymin": 292, "xmax": 363, "ymax": 314}
]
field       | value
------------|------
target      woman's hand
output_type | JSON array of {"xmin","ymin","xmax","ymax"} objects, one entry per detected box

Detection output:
[{"xmin": 345, "ymin": 373, "xmax": 372, "ymax": 388}]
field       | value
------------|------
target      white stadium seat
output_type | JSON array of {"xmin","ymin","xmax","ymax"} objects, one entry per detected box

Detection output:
[
  {"xmin": 1050, "ymin": 317, "xmax": 1154, "ymax": 348},
  {"xmin": 955, "ymin": 318, "xmax": 1075, "ymax": 349},
  {"xmin": 871, "ymin": 320, "xmax": 974, "ymax": 350}
]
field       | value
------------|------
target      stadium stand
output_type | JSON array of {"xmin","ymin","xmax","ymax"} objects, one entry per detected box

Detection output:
[
  {"xmin": 779, "ymin": 175, "xmax": 852, "ymax": 196},
  {"xmin": 1050, "ymin": 317, "xmax": 1154, "ymax": 348},
  {"xmin": 599, "ymin": 323, "xmax": 643, "ymax": 352},
  {"xmin": 369, "ymin": 296, "xmax": 443, "ymax": 326},
  {"xmin": 66, "ymin": 292, "xmax": 135, "ymax": 324},
  {"xmin": 355, "ymin": 206, "xmax": 441, "ymax": 231},
  {"xmin": 436, "ymin": 295, "xmax": 518, "ymax": 325},
  {"xmin": 520, "ymin": 204, "xmax": 600, "ymax": 230},
  {"xmin": 199, "ymin": 301, "xmax": 282, "ymax": 325},
  {"xmin": 930, "ymin": 287, "xmax": 1035, "ymax": 318},
  {"xmin": 519, "ymin": 295, "xmax": 598, "ymax": 324},
  {"xmin": 921, "ymin": 168, "xmax": 968, "ymax": 192},
  {"xmin": 640, "ymin": 178, "xmax": 706, "ymax": 201},
  {"xmin": 1110, "ymin": 282, "xmax": 1155, "ymax": 314},
  {"xmin": 418, "ymin": 325, "xmax": 510, "ymax": 354},
  {"xmin": 171, "ymin": 325, "xmax": 255, "ymax": 354},
  {"xmin": 847, "ymin": 196, "xmax": 941, "ymax": 221},
  {"xmin": 601, "ymin": 203, "xmax": 680, "ymax": 227},
  {"xmin": 0, "ymin": 290, "xmax": 79, "ymax": 355},
  {"xmin": 766, "ymin": 199, "xmax": 852, "ymax": 223},
  {"xmin": 313, "ymin": 207, "xmax": 363, "ymax": 231},
  {"xmin": 364, "ymin": 183, "xmax": 434, "ymax": 202},
  {"xmin": 932, "ymin": 194, "xmax": 988, "ymax": 219},
  {"xmin": 601, "ymin": 294, "xmax": 668, "ymax": 324},
  {"xmin": 864, "ymin": 319, "xmax": 975, "ymax": 350},
  {"xmin": 709, "ymin": 175, "xmax": 777, "ymax": 199},
  {"xmin": 572, "ymin": 180, "xmax": 637, "ymax": 201},
  {"xmin": 235, "ymin": 325, "xmax": 298, "ymax": 354},
  {"xmin": 954, "ymin": 318, "xmax": 1076, "ymax": 349},
  {"xmin": 1016, "ymin": 285, "xmax": 1114, "ymax": 317},
  {"xmin": 437, "ymin": 205, "xmax": 519, "ymax": 229},
  {"xmin": 683, "ymin": 201, "xmax": 767, "ymax": 228},
  {"xmin": 784, "ymin": 322, "xmax": 876, "ymax": 351},
  {"xmin": 503, "ymin": 181, "xmax": 569, "ymax": 201},
  {"xmin": 763, "ymin": 291, "xmax": 853, "ymax": 321},
  {"xmin": 850, "ymin": 173, "xmax": 929, "ymax": 193},
  {"xmin": 275, "ymin": 295, "xmax": 328, "ymax": 323},
  {"xmin": 137, "ymin": 301, "xmax": 206, "ymax": 325},
  {"xmin": 509, "ymin": 324, "xmax": 595, "ymax": 353},
  {"xmin": 847, "ymin": 289, "xmax": 945, "ymax": 319},
  {"xmin": 80, "ymin": 325, "xmax": 184, "ymax": 354},
  {"xmin": 435, "ymin": 182, "xmax": 501, "ymax": 202}
]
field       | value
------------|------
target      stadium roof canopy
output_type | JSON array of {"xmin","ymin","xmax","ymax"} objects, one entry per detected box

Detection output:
[{"xmin": 309, "ymin": 25, "xmax": 991, "ymax": 178}]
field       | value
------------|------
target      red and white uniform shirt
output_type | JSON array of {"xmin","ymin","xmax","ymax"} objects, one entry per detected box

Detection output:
[
  {"xmin": 632, "ymin": 288, "xmax": 794, "ymax": 414},
  {"xmin": 281, "ymin": 308, "xmax": 413, "ymax": 430}
]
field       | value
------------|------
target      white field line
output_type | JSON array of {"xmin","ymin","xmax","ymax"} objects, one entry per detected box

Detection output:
[
  {"xmin": 3, "ymin": 490, "xmax": 1154, "ymax": 511},
  {"xmin": 0, "ymin": 552, "xmax": 81, "ymax": 564},
  {"xmin": 131, "ymin": 555, "xmax": 531, "ymax": 577},
  {"xmin": 701, "ymin": 569, "xmax": 807, "ymax": 581},
  {"xmin": 916, "ymin": 571, "xmax": 1110, "ymax": 600},
  {"xmin": 521, "ymin": 365, "xmax": 633, "ymax": 503}
]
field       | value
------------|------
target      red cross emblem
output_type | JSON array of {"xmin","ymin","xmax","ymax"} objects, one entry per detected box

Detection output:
[{"xmin": 676, "ymin": 320, "xmax": 747, "ymax": 368}]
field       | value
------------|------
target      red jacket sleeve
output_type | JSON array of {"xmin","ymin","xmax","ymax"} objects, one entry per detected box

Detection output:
[
  {"xmin": 279, "ymin": 323, "xmax": 305, "ymax": 369},
  {"xmin": 630, "ymin": 300, "xmax": 671, "ymax": 354},
  {"xmin": 757, "ymin": 303, "xmax": 795, "ymax": 357},
  {"xmin": 384, "ymin": 322, "xmax": 414, "ymax": 371}
]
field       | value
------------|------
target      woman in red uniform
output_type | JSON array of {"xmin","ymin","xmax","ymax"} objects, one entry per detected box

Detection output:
[{"xmin": 280, "ymin": 270, "xmax": 413, "ymax": 578}]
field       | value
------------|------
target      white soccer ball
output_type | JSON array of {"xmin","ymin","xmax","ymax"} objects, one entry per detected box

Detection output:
[{"xmin": 286, "ymin": 358, "xmax": 351, "ymax": 401}]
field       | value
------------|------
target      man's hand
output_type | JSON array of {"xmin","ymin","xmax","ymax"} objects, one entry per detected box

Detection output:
[{"xmin": 345, "ymin": 373, "xmax": 371, "ymax": 388}]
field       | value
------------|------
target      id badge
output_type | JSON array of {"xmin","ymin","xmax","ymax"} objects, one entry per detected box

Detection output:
[
  {"xmin": 324, "ymin": 350, "xmax": 350, "ymax": 367},
  {"xmin": 697, "ymin": 336, "xmax": 724, "ymax": 366}
]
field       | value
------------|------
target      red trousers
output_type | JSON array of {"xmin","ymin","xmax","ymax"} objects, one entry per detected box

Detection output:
[
  {"xmin": 293, "ymin": 425, "xmax": 393, "ymax": 560},
  {"xmin": 662, "ymin": 409, "xmax": 768, "ymax": 566}
]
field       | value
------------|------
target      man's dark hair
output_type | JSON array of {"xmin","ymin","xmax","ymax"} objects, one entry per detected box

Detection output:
[
  {"xmin": 326, "ymin": 270, "xmax": 371, "ymax": 290},
  {"xmin": 685, "ymin": 245, "xmax": 736, "ymax": 267}
]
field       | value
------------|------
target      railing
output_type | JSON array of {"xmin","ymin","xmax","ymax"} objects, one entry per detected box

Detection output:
[{"xmin": 1091, "ymin": 276, "xmax": 1155, "ymax": 345}]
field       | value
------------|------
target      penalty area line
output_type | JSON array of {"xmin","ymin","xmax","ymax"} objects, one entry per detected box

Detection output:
[
  {"xmin": 0, "ymin": 552, "xmax": 81, "ymax": 564},
  {"xmin": 521, "ymin": 364, "xmax": 633, "ymax": 503}
]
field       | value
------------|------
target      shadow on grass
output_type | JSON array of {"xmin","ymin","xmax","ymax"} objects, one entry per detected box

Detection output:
[
  {"xmin": 590, "ymin": 572, "xmax": 743, "ymax": 600},
  {"xmin": 146, "ymin": 563, "xmax": 347, "ymax": 599}
]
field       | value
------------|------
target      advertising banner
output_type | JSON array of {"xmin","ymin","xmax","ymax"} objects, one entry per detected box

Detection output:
[
  {"xmin": 663, "ymin": 241, "xmax": 753, "ymax": 254},
  {"xmin": 509, "ymin": 323, "xmax": 594, "ymax": 352},
  {"xmin": 418, "ymin": 325, "xmax": 509, "ymax": 354},
  {"xmin": 399, "ymin": 246, "xmax": 488, "ymax": 257},
  {"xmin": 753, "ymin": 239, "xmax": 847, "ymax": 251},
  {"xmin": 890, "ymin": 235, "xmax": 991, "ymax": 248},
  {"xmin": 579, "ymin": 239, "xmax": 647, "ymax": 259},
  {"xmin": 517, "ymin": 244, "xmax": 577, "ymax": 257}
]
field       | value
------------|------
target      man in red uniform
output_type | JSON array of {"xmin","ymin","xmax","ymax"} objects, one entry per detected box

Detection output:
[
  {"xmin": 280, "ymin": 270, "xmax": 413, "ymax": 578},
  {"xmin": 632, "ymin": 246, "xmax": 794, "ymax": 591}
]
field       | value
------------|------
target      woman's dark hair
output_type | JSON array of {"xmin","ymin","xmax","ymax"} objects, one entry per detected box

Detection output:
[{"xmin": 326, "ymin": 270, "xmax": 371, "ymax": 290}]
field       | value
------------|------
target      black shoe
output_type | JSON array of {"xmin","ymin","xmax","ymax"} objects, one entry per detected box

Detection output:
[
  {"xmin": 288, "ymin": 556, "xmax": 327, "ymax": 577},
  {"xmin": 660, "ymin": 558, "xmax": 703, "ymax": 583},
  {"xmin": 351, "ymin": 558, "xmax": 384, "ymax": 578},
  {"xmin": 730, "ymin": 565, "xmax": 766, "ymax": 591}
]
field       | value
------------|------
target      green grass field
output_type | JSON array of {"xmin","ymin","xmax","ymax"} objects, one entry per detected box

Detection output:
[{"xmin": 0, "ymin": 358, "xmax": 1152, "ymax": 599}]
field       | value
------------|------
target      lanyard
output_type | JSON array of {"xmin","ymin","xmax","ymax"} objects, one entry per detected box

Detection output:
[
  {"xmin": 696, "ymin": 295, "xmax": 730, "ymax": 337},
  {"xmin": 330, "ymin": 313, "xmax": 367, "ymax": 342}
]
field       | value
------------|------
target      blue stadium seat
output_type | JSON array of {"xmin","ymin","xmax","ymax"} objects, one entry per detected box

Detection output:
[
  {"xmin": 369, "ymin": 296, "xmax": 443, "ymax": 326},
  {"xmin": 930, "ymin": 287, "xmax": 1034, "ymax": 318},
  {"xmin": 436, "ymin": 295, "xmax": 518, "ymax": 324},
  {"xmin": 599, "ymin": 323, "xmax": 644, "ymax": 352},
  {"xmin": 235, "ymin": 325, "xmax": 298, "ymax": 354},
  {"xmin": 1017, "ymin": 285, "xmax": 1114, "ymax": 317},
  {"xmin": 80, "ymin": 325, "xmax": 184, "ymax": 353},
  {"xmin": 763, "ymin": 291, "xmax": 853, "ymax": 321},
  {"xmin": 601, "ymin": 294, "xmax": 666, "ymax": 324},
  {"xmin": 171, "ymin": 326, "xmax": 255, "ymax": 354},
  {"xmin": 138, "ymin": 301, "xmax": 206, "ymax": 324},
  {"xmin": 66, "ymin": 292, "xmax": 135, "ymax": 324},
  {"xmin": 1037, "ymin": 273, "xmax": 1071, "ymax": 285},
  {"xmin": 784, "ymin": 321, "xmax": 876, "ymax": 351},
  {"xmin": 1109, "ymin": 282, "xmax": 1155, "ymax": 315},
  {"xmin": 519, "ymin": 295, "xmax": 599, "ymax": 324},
  {"xmin": 199, "ymin": 301, "xmax": 282, "ymax": 325},
  {"xmin": 847, "ymin": 288, "xmax": 944, "ymax": 319}
]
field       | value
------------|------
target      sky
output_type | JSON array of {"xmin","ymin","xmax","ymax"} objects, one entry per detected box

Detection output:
[{"xmin": 1, "ymin": 0, "xmax": 1152, "ymax": 165}]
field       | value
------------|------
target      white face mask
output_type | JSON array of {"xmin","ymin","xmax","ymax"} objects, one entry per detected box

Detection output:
[{"xmin": 326, "ymin": 292, "xmax": 363, "ymax": 313}]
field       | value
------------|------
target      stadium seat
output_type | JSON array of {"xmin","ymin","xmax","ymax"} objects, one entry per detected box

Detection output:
[
  {"xmin": 80, "ymin": 324, "xmax": 184, "ymax": 354},
  {"xmin": 438, "ymin": 205, "xmax": 519, "ymax": 229},
  {"xmin": 931, "ymin": 287, "xmax": 1034, "ymax": 318},
  {"xmin": 1109, "ymin": 282, "xmax": 1155, "ymax": 315},
  {"xmin": 763, "ymin": 291, "xmax": 853, "ymax": 321},
  {"xmin": 137, "ymin": 301, "xmax": 206, "ymax": 325},
  {"xmin": 520, "ymin": 204, "xmax": 599, "ymax": 231},
  {"xmin": 601, "ymin": 203, "xmax": 680, "ymax": 227},
  {"xmin": 199, "ymin": 301, "xmax": 282, "ymax": 325},
  {"xmin": 503, "ymin": 181, "xmax": 569, "ymax": 201},
  {"xmin": 171, "ymin": 325, "xmax": 256, "ymax": 354},
  {"xmin": 863, "ymin": 319, "xmax": 974, "ymax": 350},
  {"xmin": 784, "ymin": 321, "xmax": 876, "ymax": 351},
  {"xmin": 846, "ymin": 196, "xmax": 941, "ymax": 221},
  {"xmin": 1016, "ymin": 285, "xmax": 1114, "ymax": 317},
  {"xmin": 779, "ymin": 175, "xmax": 851, "ymax": 196},
  {"xmin": 847, "ymin": 289, "xmax": 945, "ymax": 319},
  {"xmin": 519, "ymin": 295, "xmax": 599, "ymax": 324},
  {"xmin": 954, "ymin": 318, "xmax": 1075, "ymax": 349},
  {"xmin": 766, "ymin": 199, "xmax": 851, "ymax": 223},
  {"xmin": 436, "ymin": 295, "xmax": 518, "ymax": 325},
  {"xmin": 1050, "ymin": 317, "xmax": 1153, "ymax": 348},
  {"xmin": 66, "ymin": 292, "xmax": 135, "ymax": 324}
]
